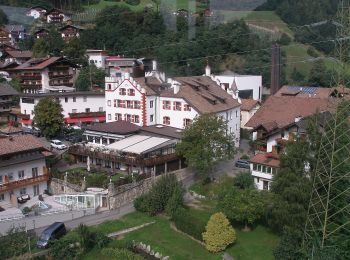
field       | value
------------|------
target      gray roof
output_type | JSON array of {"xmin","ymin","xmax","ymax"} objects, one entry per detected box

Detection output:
[
  {"xmin": 0, "ymin": 83, "xmax": 18, "ymax": 96},
  {"xmin": 20, "ymin": 91, "xmax": 104, "ymax": 98}
]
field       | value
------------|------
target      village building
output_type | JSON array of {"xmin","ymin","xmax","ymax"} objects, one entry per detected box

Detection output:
[
  {"xmin": 59, "ymin": 25, "xmax": 84, "ymax": 41},
  {"xmin": 33, "ymin": 28, "xmax": 49, "ymax": 39},
  {"xmin": 5, "ymin": 25, "xmax": 26, "ymax": 44},
  {"xmin": 105, "ymin": 56, "xmax": 144, "ymax": 77},
  {"xmin": 11, "ymin": 57, "xmax": 79, "ymax": 93},
  {"xmin": 240, "ymin": 99, "xmax": 260, "ymax": 129},
  {"xmin": 246, "ymin": 88, "xmax": 336, "ymax": 190},
  {"xmin": 86, "ymin": 49, "xmax": 108, "ymax": 69},
  {"xmin": 0, "ymin": 27, "xmax": 10, "ymax": 44},
  {"xmin": 44, "ymin": 8, "xmax": 70, "ymax": 24},
  {"xmin": 105, "ymin": 67, "xmax": 241, "ymax": 146},
  {"xmin": 212, "ymin": 70, "xmax": 263, "ymax": 101},
  {"xmin": 0, "ymin": 83, "xmax": 18, "ymax": 123},
  {"xmin": 26, "ymin": 6, "xmax": 47, "ymax": 19},
  {"xmin": 1, "ymin": 50, "xmax": 32, "ymax": 65},
  {"xmin": 20, "ymin": 91, "xmax": 105, "ymax": 128},
  {"xmin": 0, "ymin": 135, "xmax": 51, "ymax": 209},
  {"xmin": 69, "ymin": 122, "xmax": 184, "ymax": 175}
]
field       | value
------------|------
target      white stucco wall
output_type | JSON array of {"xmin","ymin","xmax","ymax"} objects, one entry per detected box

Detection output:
[
  {"xmin": 87, "ymin": 53, "xmax": 106, "ymax": 69},
  {"xmin": 214, "ymin": 75, "xmax": 262, "ymax": 101},
  {"xmin": 0, "ymin": 158, "xmax": 47, "ymax": 206}
]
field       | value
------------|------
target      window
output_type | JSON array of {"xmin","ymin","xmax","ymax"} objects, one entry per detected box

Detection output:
[
  {"xmin": 119, "ymin": 88, "xmax": 126, "ymax": 95},
  {"xmin": 184, "ymin": 104, "xmax": 191, "ymax": 111},
  {"xmin": 0, "ymin": 175, "xmax": 2, "ymax": 184},
  {"xmin": 99, "ymin": 107, "xmax": 103, "ymax": 112},
  {"xmin": 162, "ymin": 101, "xmax": 171, "ymax": 110},
  {"xmin": 126, "ymin": 101, "xmax": 133, "ymax": 109},
  {"xmin": 125, "ymin": 114, "xmax": 131, "ymax": 122},
  {"xmin": 253, "ymin": 164, "xmax": 258, "ymax": 171},
  {"xmin": 72, "ymin": 109, "xmax": 77, "ymax": 113},
  {"xmin": 8, "ymin": 173, "xmax": 13, "ymax": 181},
  {"xmin": 134, "ymin": 101, "xmax": 140, "ymax": 109},
  {"xmin": 108, "ymin": 114, "xmax": 111, "ymax": 120},
  {"xmin": 267, "ymin": 167, "xmax": 272, "ymax": 174},
  {"xmin": 32, "ymin": 167, "xmax": 38, "ymax": 177},
  {"xmin": 33, "ymin": 184, "xmax": 39, "ymax": 196},
  {"xmin": 183, "ymin": 118, "xmax": 192, "ymax": 127},
  {"xmin": 0, "ymin": 193, "xmax": 4, "ymax": 201},
  {"xmin": 236, "ymin": 110, "xmax": 238, "ymax": 118},
  {"xmin": 107, "ymin": 100, "xmax": 111, "ymax": 106},
  {"xmin": 18, "ymin": 170, "xmax": 24, "ymax": 179},
  {"xmin": 85, "ymin": 108, "xmax": 90, "ymax": 113},
  {"xmin": 256, "ymin": 177, "xmax": 260, "ymax": 183},
  {"xmin": 128, "ymin": 89, "xmax": 135, "ymax": 96},
  {"xmin": 236, "ymin": 124, "xmax": 238, "ymax": 130},
  {"xmin": 73, "ymin": 97, "xmax": 76, "ymax": 102},
  {"xmin": 230, "ymin": 111, "xmax": 232, "ymax": 120},
  {"xmin": 83, "ymin": 96, "xmax": 87, "ymax": 102},
  {"xmin": 133, "ymin": 115, "xmax": 140, "ymax": 123},
  {"xmin": 65, "ymin": 97, "xmax": 68, "ymax": 103},
  {"xmin": 262, "ymin": 165, "xmax": 267, "ymax": 173},
  {"xmin": 107, "ymin": 84, "xmax": 112, "ymax": 90},
  {"xmin": 150, "ymin": 101, "xmax": 154, "ymax": 108},
  {"xmin": 115, "ymin": 113, "xmax": 122, "ymax": 121},
  {"xmin": 173, "ymin": 101, "xmax": 181, "ymax": 111},
  {"xmin": 163, "ymin": 116, "xmax": 170, "ymax": 125},
  {"xmin": 150, "ymin": 115, "xmax": 154, "ymax": 122},
  {"xmin": 117, "ymin": 100, "xmax": 125, "ymax": 108},
  {"xmin": 20, "ymin": 188, "xmax": 26, "ymax": 195}
]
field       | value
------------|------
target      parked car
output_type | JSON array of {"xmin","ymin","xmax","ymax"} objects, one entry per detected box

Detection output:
[
  {"xmin": 65, "ymin": 132, "xmax": 83, "ymax": 143},
  {"xmin": 37, "ymin": 222, "xmax": 66, "ymax": 249},
  {"xmin": 235, "ymin": 159, "xmax": 250, "ymax": 169},
  {"xmin": 22, "ymin": 127, "xmax": 41, "ymax": 137},
  {"xmin": 50, "ymin": 140, "xmax": 67, "ymax": 150}
]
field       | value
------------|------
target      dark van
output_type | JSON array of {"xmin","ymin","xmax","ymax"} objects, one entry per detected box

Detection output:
[
  {"xmin": 36, "ymin": 222, "xmax": 66, "ymax": 248},
  {"xmin": 235, "ymin": 159, "xmax": 250, "ymax": 169}
]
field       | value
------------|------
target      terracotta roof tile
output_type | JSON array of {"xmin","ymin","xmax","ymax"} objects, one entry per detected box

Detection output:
[
  {"xmin": 250, "ymin": 152, "xmax": 280, "ymax": 167},
  {"xmin": 246, "ymin": 96, "xmax": 333, "ymax": 130},
  {"xmin": 275, "ymin": 85, "xmax": 332, "ymax": 98},
  {"xmin": 241, "ymin": 99, "xmax": 260, "ymax": 111},
  {"xmin": 6, "ymin": 50, "xmax": 32, "ymax": 59},
  {"xmin": 0, "ymin": 135, "xmax": 46, "ymax": 156},
  {"xmin": 14, "ymin": 57, "xmax": 78, "ymax": 71}
]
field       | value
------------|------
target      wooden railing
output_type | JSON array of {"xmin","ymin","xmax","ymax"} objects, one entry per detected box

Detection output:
[
  {"xmin": 0, "ymin": 174, "xmax": 49, "ymax": 193},
  {"xmin": 69, "ymin": 145, "xmax": 179, "ymax": 167}
]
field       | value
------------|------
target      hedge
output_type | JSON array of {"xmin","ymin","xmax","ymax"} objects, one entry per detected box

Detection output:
[{"xmin": 172, "ymin": 208, "xmax": 207, "ymax": 241}]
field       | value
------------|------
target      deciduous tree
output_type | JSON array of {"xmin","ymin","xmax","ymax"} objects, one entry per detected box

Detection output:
[
  {"xmin": 202, "ymin": 212, "xmax": 236, "ymax": 253},
  {"xmin": 33, "ymin": 97, "xmax": 64, "ymax": 138},
  {"xmin": 176, "ymin": 114, "xmax": 235, "ymax": 178}
]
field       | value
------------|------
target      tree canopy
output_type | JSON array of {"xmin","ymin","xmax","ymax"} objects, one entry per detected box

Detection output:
[
  {"xmin": 74, "ymin": 64, "xmax": 106, "ymax": 91},
  {"xmin": 33, "ymin": 97, "xmax": 64, "ymax": 138},
  {"xmin": 176, "ymin": 114, "xmax": 235, "ymax": 177}
]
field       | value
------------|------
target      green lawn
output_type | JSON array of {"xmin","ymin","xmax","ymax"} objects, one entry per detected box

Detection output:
[
  {"xmin": 84, "ymin": 0, "xmax": 155, "ymax": 12},
  {"xmin": 84, "ymin": 209, "xmax": 278, "ymax": 260}
]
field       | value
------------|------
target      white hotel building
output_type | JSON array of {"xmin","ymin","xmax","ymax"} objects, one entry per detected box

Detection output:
[{"xmin": 105, "ymin": 68, "xmax": 241, "ymax": 146}]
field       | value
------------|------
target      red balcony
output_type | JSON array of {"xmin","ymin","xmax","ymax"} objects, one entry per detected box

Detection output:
[{"xmin": 0, "ymin": 173, "xmax": 49, "ymax": 193}]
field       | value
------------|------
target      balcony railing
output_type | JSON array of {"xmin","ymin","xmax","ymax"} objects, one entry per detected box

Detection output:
[
  {"xmin": 48, "ymin": 72, "xmax": 73, "ymax": 79},
  {"xmin": 49, "ymin": 81, "xmax": 73, "ymax": 87},
  {"xmin": 20, "ymin": 74, "xmax": 42, "ymax": 80},
  {"xmin": 0, "ymin": 174, "xmax": 49, "ymax": 193},
  {"xmin": 69, "ymin": 145, "xmax": 179, "ymax": 167}
]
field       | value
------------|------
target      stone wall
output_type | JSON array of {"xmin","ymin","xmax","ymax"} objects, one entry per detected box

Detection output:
[
  {"xmin": 108, "ymin": 168, "xmax": 194, "ymax": 209},
  {"xmin": 50, "ymin": 178, "xmax": 82, "ymax": 195}
]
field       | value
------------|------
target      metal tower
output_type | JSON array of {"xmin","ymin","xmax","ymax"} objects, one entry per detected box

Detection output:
[{"xmin": 303, "ymin": 1, "xmax": 350, "ymax": 258}]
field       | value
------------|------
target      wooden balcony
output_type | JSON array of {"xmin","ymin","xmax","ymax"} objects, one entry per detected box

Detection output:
[
  {"xmin": 48, "ymin": 72, "xmax": 73, "ymax": 79},
  {"xmin": 0, "ymin": 173, "xmax": 49, "ymax": 193},
  {"xmin": 69, "ymin": 145, "xmax": 179, "ymax": 167},
  {"xmin": 20, "ymin": 74, "xmax": 42, "ymax": 80}
]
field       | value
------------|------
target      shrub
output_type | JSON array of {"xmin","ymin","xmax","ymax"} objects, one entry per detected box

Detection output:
[
  {"xmin": 277, "ymin": 33, "xmax": 292, "ymax": 45},
  {"xmin": 173, "ymin": 208, "xmax": 207, "ymax": 241},
  {"xmin": 165, "ymin": 185, "xmax": 184, "ymax": 218},
  {"xmin": 233, "ymin": 172, "xmax": 254, "ymax": 189},
  {"xmin": 202, "ymin": 212, "xmax": 236, "ymax": 253},
  {"xmin": 101, "ymin": 248, "xmax": 143, "ymax": 260},
  {"xmin": 0, "ymin": 227, "xmax": 28, "ymax": 259},
  {"xmin": 134, "ymin": 173, "xmax": 183, "ymax": 215},
  {"xmin": 307, "ymin": 46, "xmax": 319, "ymax": 58},
  {"xmin": 22, "ymin": 206, "xmax": 31, "ymax": 215}
]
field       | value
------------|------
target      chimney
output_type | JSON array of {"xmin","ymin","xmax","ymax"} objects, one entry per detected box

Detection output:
[
  {"xmin": 295, "ymin": 115, "xmax": 302, "ymax": 123},
  {"xmin": 152, "ymin": 60, "xmax": 157, "ymax": 71},
  {"xmin": 205, "ymin": 63, "xmax": 211, "ymax": 77},
  {"xmin": 174, "ymin": 84, "xmax": 180, "ymax": 94},
  {"xmin": 124, "ymin": 72, "xmax": 130, "ymax": 80}
]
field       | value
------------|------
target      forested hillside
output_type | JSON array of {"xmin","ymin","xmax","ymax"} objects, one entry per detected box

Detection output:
[
  {"xmin": 80, "ymin": 6, "xmax": 273, "ymax": 84},
  {"xmin": 0, "ymin": 0, "xmax": 98, "ymax": 10}
]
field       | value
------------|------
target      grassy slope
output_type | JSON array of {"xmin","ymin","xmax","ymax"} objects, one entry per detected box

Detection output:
[{"xmin": 84, "ymin": 209, "xmax": 278, "ymax": 260}]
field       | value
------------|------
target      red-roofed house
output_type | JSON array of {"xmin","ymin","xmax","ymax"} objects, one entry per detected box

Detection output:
[
  {"xmin": 240, "ymin": 99, "xmax": 260, "ymax": 128},
  {"xmin": 0, "ymin": 135, "xmax": 52, "ymax": 208}
]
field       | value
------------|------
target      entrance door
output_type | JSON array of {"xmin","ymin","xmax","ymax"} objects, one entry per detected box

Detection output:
[
  {"xmin": 102, "ymin": 196, "xmax": 107, "ymax": 207},
  {"xmin": 263, "ymin": 181, "xmax": 269, "ymax": 190}
]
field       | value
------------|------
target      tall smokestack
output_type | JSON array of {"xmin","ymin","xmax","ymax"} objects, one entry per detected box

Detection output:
[{"xmin": 270, "ymin": 44, "xmax": 281, "ymax": 95}]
